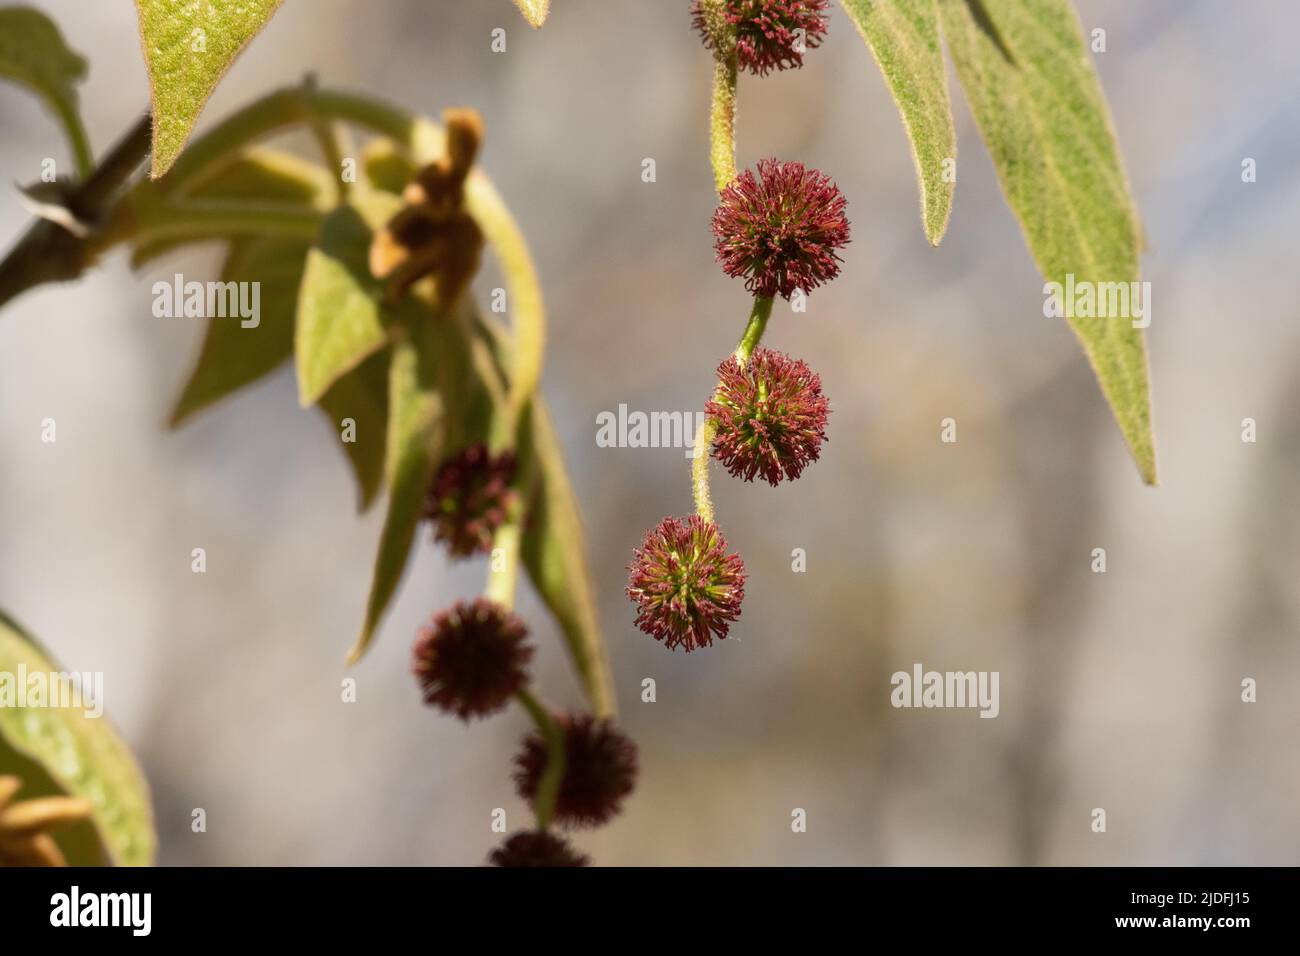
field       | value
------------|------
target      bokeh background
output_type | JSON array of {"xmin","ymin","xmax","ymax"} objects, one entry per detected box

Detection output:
[{"xmin": 2, "ymin": 0, "xmax": 1298, "ymax": 865}]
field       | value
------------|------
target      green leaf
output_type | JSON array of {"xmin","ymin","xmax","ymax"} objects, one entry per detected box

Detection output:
[
  {"xmin": 0, "ymin": 610, "xmax": 156, "ymax": 866},
  {"xmin": 840, "ymin": 0, "xmax": 955, "ymax": 245},
  {"xmin": 317, "ymin": 347, "xmax": 390, "ymax": 512},
  {"xmin": 466, "ymin": 174, "xmax": 546, "ymax": 418},
  {"xmin": 168, "ymin": 237, "xmax": 308, "ymax": 425},
  {"xmin": 132, "ymin": 147, "xmax": 331, "ymax": 267},
  {"xmin": 348, "ymin": 322, "xmax": 447, "ymax": 665},
  {"xmin": 938, "ymin": 0, "xmax": 1155, "ymax": 483},
  {"xmin": 165, "ymin": 146, "xmax": 333, "ymax": 205},
  {"xmin": 469, "ymin": 310, "xmax": 615, "ymax": 716},
  {"xmin": 0, "ymin": 6, "xmax": 92, "ymax": 177},
  {"xmin": 520, "ymin": 401, "xmax": 616, "ymax": 717},
  {"xmin": 513, "ymin": 0, "xmax": 551, "ymax": 29},
  {"xmin": 0, "ymin": 734, "xmax": 106, "ymax": 866},
  {"xmin": 134, "ymin": 0, "xmax": 284, "ymax": 179},
  {"xmin": 295, "ymin": 197, "xmax": 401, "ymax": 408}
]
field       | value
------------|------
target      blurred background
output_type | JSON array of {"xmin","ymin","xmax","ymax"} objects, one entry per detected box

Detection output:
[{"xmin": 2, "ymin": 0, "xmax": 1298, "ymax": 865}]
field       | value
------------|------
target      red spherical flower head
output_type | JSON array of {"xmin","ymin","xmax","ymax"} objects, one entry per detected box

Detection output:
[
  {"xmin": 626, "ymin": 515, "xmax": 746, "ymax": 651},
  {"xmin": 692, "ymin": 0, "xmax": 830, "ymax": 76},
  {"xmin": 412, "ymin": 598, "xmax": 532, "ymax": 720},
  {"xmin": 711, "ymin": 158, "xmax": 850, "ymax": 300},
  {"xmin": 423, "ymin": 442, "xmax": 517, "ymax": 558},
  {"xmin": 514, "ymin": 713, "xmax": 638, "ymax": 829},
  {"xmin": 707, "ymin": 347, "xmax": 830, "ymax": 485},
  {"xmin": 488, "ymin": 830, "xmax": 589, "ymax": 867}
]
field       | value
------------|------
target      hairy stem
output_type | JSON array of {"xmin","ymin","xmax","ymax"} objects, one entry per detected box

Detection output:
[
  {"xmin": 692, "ymin": 295, "xmax": 773, "ymax": 522},
  {"xmin": 515, "ymin": 687, "xmax": 565, "ymax": 830},
  {"xmin": 702, "ymin": 0, "xmax": 739, "ymax": 191}
]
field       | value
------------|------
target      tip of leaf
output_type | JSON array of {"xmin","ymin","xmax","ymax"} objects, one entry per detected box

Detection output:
[
  {"xmin": 513, "ymin": 0, "xmax": 549, "ymax": 28},
  {"xmin": 148, "ymin": 117, "xmax": 176, "ymax": 180},
  {"xmin": 344, "ymin": 635, "xmax": 369, "ymax": 667}
]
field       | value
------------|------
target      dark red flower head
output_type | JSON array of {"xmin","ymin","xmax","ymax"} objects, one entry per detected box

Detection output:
[
  {"xmin": 514, "ymin": 713, "xmax": 638, "ymax": 829},
  {"xmin": 707, "ymin": 347, "xmax": 830, "ymax": 485},
  {"xmin": 711, "ymin": 158, "xmax": 850, "ymax": 300},
  {"xmin": 626, "ymin": 515, "xmax": 746, "ymax": 651},
  {"xmin": 424, "ymin": 442, "xmax": 517, "ymax": 558},
  {"xmin": 692, "ymin": 0, "xmax": 830, "ymax": 76},
  {"xmin": 412, "ymin": 598, "xmax": 532, "ymax": 720},
  {"xmin": 488, "ymin": 830, "xmax": 590, "ymax": 867}
]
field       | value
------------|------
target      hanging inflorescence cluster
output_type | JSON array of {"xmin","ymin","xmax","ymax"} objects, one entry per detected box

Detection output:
[
  {"xmin": 414, "ymin": 446, "xmax": 638, "ymax": 865},
  {"xmin": 627, "ymin": 0, "xmax": 849, "ymax": 653},
  {"xmin": 381, "ymin": 113, "xmax": 637, "ymax": 867}
]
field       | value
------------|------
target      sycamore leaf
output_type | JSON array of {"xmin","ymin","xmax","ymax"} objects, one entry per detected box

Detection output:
[
  {"xmin": 134, "ymin": 0, "xmax": 284, "ymax": 178},
  {"xmin": 295, "ymin": 196, "xmax": 402, "ymax": 407},
  {"xmin": 168, "ymin": 237, "xmax": 308, "ymax": 425},
  {"xmin": 938, "ymin": 0, "xmax": 1155, "ymax": 483},
  {"xmin": 0, "ymin": 6, "xmax": 92, "ymax": 176},
  {"xmin": 840, "ymin": 0, "xmax": 955, "ymax": 245},
  {"xmin": 0, "ymin": 611, "xmax": 156, "ymax": 866},
  {"xmin": 317, "ymin": 348, "xmax": 390, "ymax": 512},
  {"xmin": 513, "ymin": 0, "xmax": 551, "ymax": 29}
]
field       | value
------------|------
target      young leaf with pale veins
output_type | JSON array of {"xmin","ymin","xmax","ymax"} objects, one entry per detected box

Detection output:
[
  {"xmin": 0, "ymin": 6, "xmax": 92, "ymax": 177},
  {"xmin": 840, "ymin": 0, "xmax": 956, "ymax": 245},
  {"xmin": 134, "ymin": 0, "xmax": 284, "ymax": 178},
  {"xmin": 938, "ymin": 0, "xmax": 1155, "ymax": 483},
  {"xmin": 0, "ymin": 611, "xmax": 156, "ymax": 867}
]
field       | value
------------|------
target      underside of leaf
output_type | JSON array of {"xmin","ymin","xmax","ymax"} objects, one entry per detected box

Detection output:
[
  {"xmin": 938, "ymin": 0, "xmax": 1155, "ymax": 483},
  {"xmin": 841, "ymin": 0, "xmax": 956, "ymax": 246}
]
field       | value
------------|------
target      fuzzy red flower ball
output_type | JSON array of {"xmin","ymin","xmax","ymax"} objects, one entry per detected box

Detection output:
[
  {"xmin": 692, "ymin": 0, "xmax": 830, "ymax": 76},
  {"xmin": 488, "ymin": 830, "xmax": 589, "ymax": 867},
  {"xmin": 513, "ymin": 713, "xmax": 638, "ymax": 829},
  {"xmin": 423, "ymin": 443, "xmax": 517, "ymax": 558},
  {"xmin": 626, "ymin": 515, "xmax": 746, "ymax": 651},
  {"xmin": 707, "ymin": 347, "xmax": 830, "ymax": 485},
  {"xmin": 712, "ymin": 158, "xmax": 850, "ymax": 300},
  {"xmin": 412, "ymin": 599, "xmax": 532, "ymax": 720}
]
